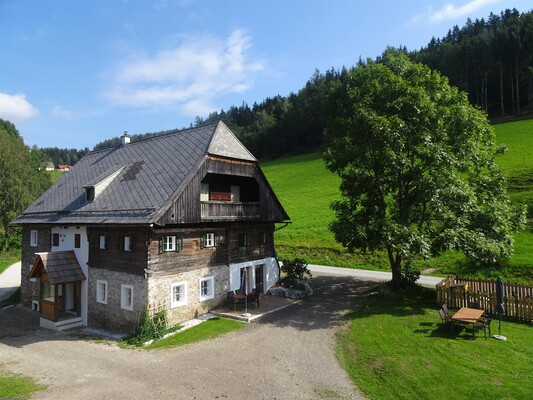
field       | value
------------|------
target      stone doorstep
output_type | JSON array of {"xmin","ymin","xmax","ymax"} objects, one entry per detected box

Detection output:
[{"xmin": 210, "ymin": 298, "xmax": 300, "ymax": 322}]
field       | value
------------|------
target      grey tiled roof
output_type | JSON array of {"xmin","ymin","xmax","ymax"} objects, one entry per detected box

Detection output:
[{"xmin": 13, "ymin": 121, "xmax": 256, "ymax": 225}]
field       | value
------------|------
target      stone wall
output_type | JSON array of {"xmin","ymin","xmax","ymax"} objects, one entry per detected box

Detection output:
[
  {"xmin": 20, "ymin": 225, "xmax": 51, "ymax": 307},
  {"xmin": 147, "ymin": 264, "xmax": 229, "ymax": 327},
  {"xmin": 88, "ymin": 268, "xmax": 148, "ymax": 333}
]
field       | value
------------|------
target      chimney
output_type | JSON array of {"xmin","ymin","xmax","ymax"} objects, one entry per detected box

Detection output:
[{"xmin": 121, "ymin": 131, "xmax": 130, "ymax": 145}]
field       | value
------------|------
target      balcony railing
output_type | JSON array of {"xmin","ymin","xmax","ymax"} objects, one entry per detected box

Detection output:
[{"xmin": 201, "ymin": 201, "xmax": 260, "ymax": 220}]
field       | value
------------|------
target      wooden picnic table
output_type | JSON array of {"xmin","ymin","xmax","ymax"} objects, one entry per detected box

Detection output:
[{"xmin": 451, "ymin": 307, "xmax": 485, "ymax": 339}]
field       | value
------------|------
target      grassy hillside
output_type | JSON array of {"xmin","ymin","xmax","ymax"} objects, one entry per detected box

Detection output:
[{"xmin": 262, "ymin": 119, "xmax": 533, "ymax": 282}]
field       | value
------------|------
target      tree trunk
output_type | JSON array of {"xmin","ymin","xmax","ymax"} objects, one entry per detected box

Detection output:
[
  {"xmin": 514, "ymin": 56, "xmax": 520, "ymax": 113},
  {"xmin": 387, "ymin": 248, "xmax": 403, "ymax": 288},
  {"xmin": 499, "ymin": 57, "xmax": 505, "ymax": 116}
]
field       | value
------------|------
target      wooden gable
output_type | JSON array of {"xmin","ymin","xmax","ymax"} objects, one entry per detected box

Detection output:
[{"xmin": 155, "ymin": 155, "xmax": 289, "ymax": 225}]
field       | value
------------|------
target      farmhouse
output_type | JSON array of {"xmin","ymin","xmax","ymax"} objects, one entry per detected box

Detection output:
[{"xmin": 13, "ymin": 121, "xmax": 289, "ymax": 333}]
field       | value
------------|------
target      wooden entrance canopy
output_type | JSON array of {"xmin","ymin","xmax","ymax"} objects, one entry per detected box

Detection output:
[
  {"xmin": 28, "ymin": 251, "xmax": 86, "ymax": 284},
  {"xmin": 28, "ymin": 251, "xmax": 86, "ymax": 321}
]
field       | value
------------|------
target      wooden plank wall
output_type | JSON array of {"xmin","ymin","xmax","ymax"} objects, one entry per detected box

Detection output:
[
  {"xmin": 88, "ymin": 227, "xmax": 149, "ymax": 276},
  {"xmin": 436, "ymin": 276, "xmax": 533, "ymax": 322},
  {"xmin": 147, "ymin": 223, "xmax": 274, "ymax": 277},
  {"xmin": 157, "ymin": 156, "xmax": 287, "ymax": 225}
]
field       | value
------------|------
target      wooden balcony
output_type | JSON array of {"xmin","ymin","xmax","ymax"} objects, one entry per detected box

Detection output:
[{"xmin": 201, "ymin": 201, "xmax": 260, "ymax": 221}]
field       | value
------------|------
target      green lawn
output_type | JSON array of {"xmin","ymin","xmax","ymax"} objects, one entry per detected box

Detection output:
[
  {"xmin": 336, "ymin": 286, "xmax": 533, "ymax": 400},
  {"xmin": 0, "ymin": 368, "xmax": 45, "ymax": 399},
  {"xmin": 147, "ymin": 317, "xmax": 246, "ymax": 349},
  {"xmin": 0, "ymin": 252, "xmax": 19, "ymax": 275},
  {"xmin": 262, "ymin": 118, "xmax": 533, "ymax": 282}
]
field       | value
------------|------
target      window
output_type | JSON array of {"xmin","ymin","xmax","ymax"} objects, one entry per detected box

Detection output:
[
  {"xmin": 121, "ymin": 284, "xmax": 133, "ymax": 310},
  {"xmin": 30, "ymin": 230, "xmax": 38, "ymax": 247},
  {"xmin": 42, "ymin": 283, "xmax": 55, "ymax": 302},
  {"xmin": 231, "ymin": 185, "xmax": 240, "ymax": 202},
  {"xmin": 99, "ymin": 235, "xmax": 106, "ymax": 250},
  {"xmin": 200, "ymin": 183, "xmax": 209, "ymax": 201},
  {"xmin": 199, "ymin": 276, "xmax": 214, "ymax": 301},
  {"xmin": 259, "ymin": 232, "xmax": 267, "ymax": 245},
  {"xmin": 124, "ymin": 236, "xmax": 132, "ymax": 252},
  {"xmin": 85, "ymin": 187, "xmax": 95, "ymax": 202},
  {"xmin": 96, "ymin": 280, "xmax": 107, "ymax": 304},
  {"xmin": 202, "ymin": 233, "xmax": 215, "ymax": 248},
  {"xmin": 162, "ymin": 236, "xmax": 183, "ymax": 252},
  {"xmin": 238, "ymin": 233, "xmax": 248, "ymax": 247},
  {"xmin": 52, "ymin": 233, "xmax": 60, "ymax": 247},
  {"xmin": 170, "ymin": 282, "xmax": 187, "ymax": 308},
  {"xmin": 74, "ymin": 233, "xmax": 81, "ymax": 249}
]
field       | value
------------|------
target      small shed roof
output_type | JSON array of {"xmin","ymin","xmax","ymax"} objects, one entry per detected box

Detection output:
[{"xmin": 28, "ymin": 251, "xmax": 86, "ymax": 284}]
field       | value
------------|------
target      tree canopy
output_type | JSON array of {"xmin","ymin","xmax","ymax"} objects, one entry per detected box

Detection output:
[
  {"xmin": 323, "ymin": 50, "xmax": 526, "ymax": 286},
  {"xmin": 0, "ymin": 119, "xmax": 51, "ymax": 251}
]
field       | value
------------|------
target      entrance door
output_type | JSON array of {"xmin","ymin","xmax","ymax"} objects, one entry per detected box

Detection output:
[
  {"xmin": 65, "ymin": 283, "xmax": 75, "ymax": 312},
  {"xmin": 255, "ymin": 264, "xmax": 264, "ymax": 294}
]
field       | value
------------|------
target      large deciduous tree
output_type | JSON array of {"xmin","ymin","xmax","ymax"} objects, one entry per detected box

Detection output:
[
  {"xmin": 324, "ymin": 50, "xmax": 525, "ymax": 287},
  {"xmin": 0, "ymin": 119, "xmax": 51, "ymax": 251}
]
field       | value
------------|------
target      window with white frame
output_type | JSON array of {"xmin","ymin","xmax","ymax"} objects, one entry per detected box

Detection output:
[
  {"xmin": 120, "ymin": 284, "xmax": 133, "ymax": 310},
  {"xmin": 164, "ymin": 235, "xmax": 176, "ymax": 251},
  {"xmin": 170, "ymin": 282, "xmax": 187, "ymax": 308},
  {"xmin": 99, "ymin": 235, "xmax": 106, "ymax": 250},
  {"xmin": 30, "ymin": 230, "xmax": 38, "ymax": 247},
  {"xmin": 162, "ymin": 235, "xmax": 183, "ymax": 252},
  {"xmin": 96, "ymin": 280, "xmax": 108, "ymax": 304},
  {"xmin": 203, "ymin": 233, "xmax": 215, "ymax": 248},
  {"xmin": 199, "ymin": 276, "xmax": 214, "ymax": 301},
  {"xmin": 124, "ymin": 236, "xmax": 132, "ymax": 252}
]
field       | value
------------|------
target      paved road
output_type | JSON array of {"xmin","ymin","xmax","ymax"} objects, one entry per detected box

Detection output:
[
  {"xmin": 0, "ymin": 261, "xmax": 21, "ymax": 303},
  {"xmin": 308, "ymin": 264, "xmax": 443, "ymax": 287}
]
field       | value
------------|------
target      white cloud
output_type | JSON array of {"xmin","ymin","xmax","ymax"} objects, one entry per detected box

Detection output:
[
  {"xmin": 52, "ymin": 105, "xmax": 74, "ymax": 119},
  {"xmin": 102, "ymin": 29, "xmax": 264, "ymax": 116},
  {"xmin": 410, "ymin": 0, "xmax": 501, "ymax": 25},
  {"xmin": 0, "ymin": 92, "xmax": 39, "ymax": 122}
]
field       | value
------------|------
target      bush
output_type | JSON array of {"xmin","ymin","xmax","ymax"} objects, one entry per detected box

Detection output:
[
  {"xmin": 400, "ymin": 260, "xmax": 420, "ymax": 286},
  {"xmin": 127, "ymin": 309, "xmax": 168, "ymax": 346},
  {"xmin": 280, "ymin": 257, "xmax": 312, "ymax": 288}
]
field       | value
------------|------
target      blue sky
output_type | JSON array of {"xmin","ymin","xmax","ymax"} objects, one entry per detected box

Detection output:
[{"xmin": 1, "ymin": 0, "xmax": 531, "ymax": 149}]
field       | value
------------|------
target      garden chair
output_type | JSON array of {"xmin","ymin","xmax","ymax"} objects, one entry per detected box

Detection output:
[
  {"xmin": 441, "ymin": 304, "xmax": 453, "ymax": 321},
  {"xmin": 227, "ymin": 291, "xmax": 243, "ymax": 311},
  {"xmin": 475, "ymin": 317, "xmax": 492, "ymax": 339},
  {"xmin": 468, "ymin": 301, "xmax": 480, "ymax": 309}
]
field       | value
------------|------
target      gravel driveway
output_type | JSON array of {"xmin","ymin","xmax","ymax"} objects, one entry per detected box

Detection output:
[{"xmin": 0, "ymin": 274, "xmax": 372, "ymax": 400}]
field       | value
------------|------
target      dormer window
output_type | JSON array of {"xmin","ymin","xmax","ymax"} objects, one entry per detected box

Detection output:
[
  {"xmin": 83, "ymin": 165, "xmax": 126, "ymax": 203},
  {"xmin": 86, "ymin": 186, "xmax": 95, "ymax": 202}
]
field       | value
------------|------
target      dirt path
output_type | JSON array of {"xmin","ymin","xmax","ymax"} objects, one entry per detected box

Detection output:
[{"xmin": 0, "ymin": 274, "xmax": 372, "ymax": 399}]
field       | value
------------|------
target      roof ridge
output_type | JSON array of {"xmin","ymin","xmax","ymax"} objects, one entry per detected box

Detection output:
[{"xmin": 87, "ymin": 121, "xmax": 220, "ymax": 155}]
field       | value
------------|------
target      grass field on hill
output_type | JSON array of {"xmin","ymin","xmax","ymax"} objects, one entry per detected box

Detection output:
[{"xmin": 262, "ymin": 118, "xmax": 533, "ymax": 283}]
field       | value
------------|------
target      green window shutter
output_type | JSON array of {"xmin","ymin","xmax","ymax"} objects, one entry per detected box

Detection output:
[
  {"xmin": 200, "ymin": 234, "xmax": 205, "ymax": 248},
  {"xmin": 215, "ymin": 233, "xmax": 221, "ymax": 246},
  {"xmin": 177, "ymin": 236, "xmax": 183, "ymax": 252}
]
